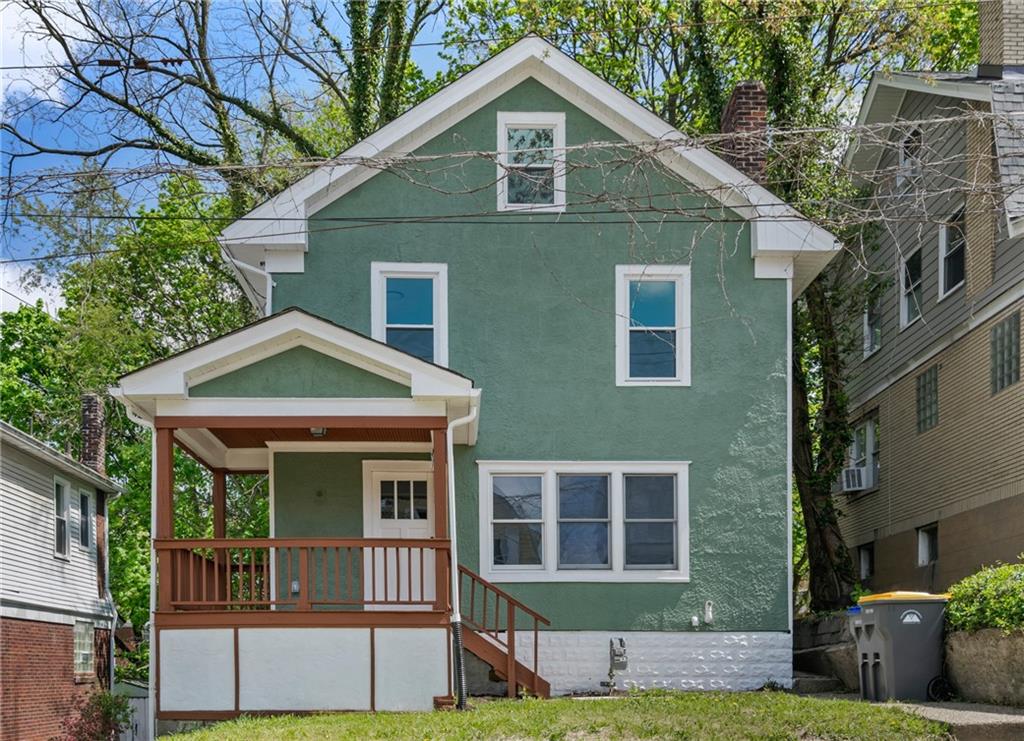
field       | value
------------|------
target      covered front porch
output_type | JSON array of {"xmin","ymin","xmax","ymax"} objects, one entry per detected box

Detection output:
[{"xmin": 112, "ymin": 310, "xmax": 547, "ymax": 720}]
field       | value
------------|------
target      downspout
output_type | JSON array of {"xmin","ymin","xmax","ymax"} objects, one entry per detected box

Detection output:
[{"xmin": 445, "ymin": 403, "xmax": 478, "ymax": 710}]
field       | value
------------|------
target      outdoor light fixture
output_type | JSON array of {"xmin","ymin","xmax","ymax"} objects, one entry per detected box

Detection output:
[{"xmin": 309, "ymin": 427, "xmax": 326, "ymax": 438}]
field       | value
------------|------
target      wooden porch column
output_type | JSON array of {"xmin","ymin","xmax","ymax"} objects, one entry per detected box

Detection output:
[
  {"xmin": 155, "ymin": 427, "xmax": 175, "ymax": 611},
  {"xmin": 432, "ymin": 428, "xmax": 449, "ymax": 610},
  {"xmin": 212, "ymin": 469, "xmax": 228, "ymax": 602}
]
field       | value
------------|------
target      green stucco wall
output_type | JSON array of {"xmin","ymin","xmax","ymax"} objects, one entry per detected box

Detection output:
[
  {"xmin": 270, "ymin": 78, "xmax": 790, "ymax": 632},
  {"xmin": 190, "ymin": 346, "xmax": 409, "ymax": 398}
]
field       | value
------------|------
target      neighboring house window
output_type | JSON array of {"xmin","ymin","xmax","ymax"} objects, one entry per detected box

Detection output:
[
  {"xmin": 848, "ymin": 417, "xmax": 880, "ymax": 489},
  {"xmin": 858, "ymin": 543, "xmax": 875, "ymax": 580},
  {"xmin": 938, "ymin": 207, "xmax": 966, "ymax": 299},
  {"xmin": 863, "ymin": 292, "xmax": 882, "ymax": 356},
  {"xmin": 917, "ymin": 523, "xmax": 938, "ymax": 566},
  {"xmin": 496, "ymin": 112, "xmax": 565, "ymax": 211},
  {"xmin": 916, "ymin": 365, "xmax": 939, "ymax": 433},
  {"xmin": 899, "ymin": 247, "xmax": 923, "ymax": 328},
  {"xmin": 897, "ymin": 127, "xmax": 922, "ymax": 187},
  {"xmin": 370, "ymin": 262, "xmax": 448, "ymax": 366},
  {"xmin": 615, "ymin": 265, "xmax": 691, "ymax": 386},
  {"xmin": 54, "ymin": 478, "xmax": 69, "ymax": 557},
  {"xmin": 491, "ymin": 475, "xmax": 544, "ymax": 568},
  {"xmin": 79, "ymin": 492, "xmax": 91, "ymax": 548},
  {"xmin": 991, "ymin": 311, "xmax": 1021, "ymax": 395},
  {"xmin": 74, "ymin": 620, "xmax": 94, "ymax": 676},
  {"xmin": 480, "ymin": 461, "xmax": 689, "ymax": 582}
]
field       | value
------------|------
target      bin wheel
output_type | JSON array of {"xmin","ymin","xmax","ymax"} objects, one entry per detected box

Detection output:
[{"xmin": 927, "ymin": 676, "xmax": 952, "ymax": 702}]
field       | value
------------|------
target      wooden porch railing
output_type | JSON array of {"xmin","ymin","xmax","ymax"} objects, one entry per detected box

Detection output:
[
  {"xmin": 458, "ymin": 565, "xmax": 551, "ymax": 698},
  {"xmin": 155, "ymin": 538, "xmax": 450, "ymax": 612}
]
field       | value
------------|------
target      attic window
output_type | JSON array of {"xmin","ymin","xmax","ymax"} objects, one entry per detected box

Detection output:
[
  {"xmin": 497, "ymin": 112, "xmax": 565, "ymax": 211},
  {"xmin": 897, "ymin": 127, "xmax": 922, "ymax": 188}
]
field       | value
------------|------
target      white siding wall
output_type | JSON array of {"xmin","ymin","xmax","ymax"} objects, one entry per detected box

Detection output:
[{"xmin": 1, "ymin": 442, "xmax": 111, "ymax": 622}]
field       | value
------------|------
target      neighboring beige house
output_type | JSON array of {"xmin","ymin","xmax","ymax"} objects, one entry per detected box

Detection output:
[{"xmin": 838, "ymin": 1, "xmax": 1024, "ymax": 592}]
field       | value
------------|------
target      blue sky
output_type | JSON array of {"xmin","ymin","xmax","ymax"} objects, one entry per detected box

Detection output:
[{"xmin": 0, "ymin": 5, "xmax": 450, "ymax": 311}]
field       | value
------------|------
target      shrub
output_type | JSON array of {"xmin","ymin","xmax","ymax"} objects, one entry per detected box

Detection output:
[
  {"xmin": 946, "ymin": 559, "xmax": 1024, "ymax": 633},
  {"xmin": 61, "ymin": 691, "xmax": 132, "ymax": 741}
]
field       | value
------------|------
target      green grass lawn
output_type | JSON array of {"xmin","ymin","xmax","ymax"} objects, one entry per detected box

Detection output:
[{"xmin": 171, "ymin": 691, "xmax": 948, "ymax": 740}]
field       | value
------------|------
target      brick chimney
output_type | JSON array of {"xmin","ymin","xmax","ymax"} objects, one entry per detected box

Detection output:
[
  {"xmin": 719, "ymin": 81, "xmax": 768, "ymax": 183},
  {"xmin": 81, "ymin": 393, "xmax": 106, "ymax": 475},
  {"xmin": 979, "ymin": 0, "xmax": 1024, "ymax": 79}
]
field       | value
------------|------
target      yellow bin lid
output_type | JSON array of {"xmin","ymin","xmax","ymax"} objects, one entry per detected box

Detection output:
[{"xmin": 858, "ymin": 591, "xmax": 950, "ymax": 604}]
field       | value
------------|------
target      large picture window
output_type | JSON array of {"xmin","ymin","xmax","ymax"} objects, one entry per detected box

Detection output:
[
  {"xmin": 370, "ymin": 262, "xmax": 448, "ymax": 366},
  {"xmin": 480, "ymin": 461, "xmax": 689, "ymax": 582},
  {"xmin": 615, "ymin": 265, "xmax": 691, "ymax": 386}
]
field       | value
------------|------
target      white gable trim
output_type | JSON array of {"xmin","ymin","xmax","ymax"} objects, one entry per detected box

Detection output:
[
  {"xmin": 114, "ymin": 310, "xmax": 474, "ymax": 401},
  {"xmin": 221, "ymin": 37, "xmax": 838, "ymax": 300}
]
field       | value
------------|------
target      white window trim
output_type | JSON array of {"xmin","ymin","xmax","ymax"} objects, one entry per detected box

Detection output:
[
  {"xmin": 478, "ymin": 460, "xmax": 690, "ymax": 583},
  {"xmin": 370, "ymin": 262, "xmax": 449, "ymax": 367},
  {"xmin": 917, "ymin": 524, "xmax": 938, "ymax": 567},
  {"xmin": 938, "ymin": 207, "xmax": 965, "ymax": 301},
  {"xmin": 615, "ymin": 265, "xmax": 691, "ymax": 387},
  {"xmin": 496, "ymin": 111, "xmax": 566, "ymax": 213},
  {"xmin": 77, "ymin": 490, "xmax": 93, "ymax": 551},
  {"xmin": 898, "ymin": 248, "xmax": 922, "ymax": 330},
  {"xmin": 54, "ymin": 476, "xmax": 70, "ymax": 560},
  {"xmin": 73, "ymin": 620, "xmax": 94, "ymax": 676}
]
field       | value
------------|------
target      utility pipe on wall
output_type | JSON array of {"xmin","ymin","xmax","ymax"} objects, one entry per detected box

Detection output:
[{"xmin": 445, "ymin": 404, "xmax": 478, "ymax": 710}]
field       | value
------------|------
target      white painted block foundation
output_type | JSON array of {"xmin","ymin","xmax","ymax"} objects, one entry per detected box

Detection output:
[
  {"xmin": 374, "ymin": 628, "xmax": 449, "ymax": 711},
  {"xmin": 508, "ymin": 631, "xmax": 792, "ymax": 695},
  {"xmin": 160, "ymin": 629, "xmax": 235, "ymax": 712}
]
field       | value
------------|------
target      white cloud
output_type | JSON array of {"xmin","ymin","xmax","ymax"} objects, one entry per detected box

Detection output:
[{"xmin": 1, "ymin": 262, "xmax": 63, "ymax": 315}]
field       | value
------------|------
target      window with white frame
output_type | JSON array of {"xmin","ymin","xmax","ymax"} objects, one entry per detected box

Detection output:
[
  {"xmin": 848, "ymin": 417, "xmax": 880, "ymax": 489},
  {"xmin": 78, "ymin": 492, "xmax": 91, "ymax": 548},
  {"xmin": 858, "ymin": 542, "xmax": 875, "ymax": 580},
  {"xmin": 897, "ymin": 127, "xmax": 922, "ymax": 187},
  {"xmin": 939, "ymin": 207, "xmax": 966, "ymax": 298},
  {"xmin": 917, "ymin": 523, "xmax": 938, "ymax": 566},
  {"xmin": 370, "ymin": 262, "xmax": 448, "ymax": 366},
  {"xmin": 73, "ymin": 620, "xmax": 94, "ymax": 676},
  {"xmin": 480, "ymin": 461, "xmax": 689, "ymax": 582},
  {"xmin": 54, "ymin": 478, "xmax": 69, "ymax": 557},
  {"xmin": 496, "ymin": 112, "xmax": 565, "ymax": 211},
  {"xmin": 863, "ymin": 292, "xmax": 882, "ymax": 356},
  {"xmin": 615, "ymin": 265, "xmax": 691, "ymax": 386},
  {"xmin": 899, "ymin": 248, "xmax": 923, "ymax": 328}
]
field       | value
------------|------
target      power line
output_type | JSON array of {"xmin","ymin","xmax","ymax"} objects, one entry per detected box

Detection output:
[{"xmin": 0, "ymin": 0, "xmax": 977, "ymax": 72}]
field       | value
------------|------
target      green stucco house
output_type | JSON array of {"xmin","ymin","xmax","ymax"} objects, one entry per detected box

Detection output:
[{"xmin": 112, "ymin": 37, "xmax": 838, "ymax": 721}]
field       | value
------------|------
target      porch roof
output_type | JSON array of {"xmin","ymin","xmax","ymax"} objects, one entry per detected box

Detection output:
[{"xmin": 111, "ymin": 309, "xmax": 481, "ymax": 470}]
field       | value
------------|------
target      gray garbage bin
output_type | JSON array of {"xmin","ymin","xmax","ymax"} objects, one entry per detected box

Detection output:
[{"xmin": 847, "ymin": 591, "xmax": 948, "ymax": 701}]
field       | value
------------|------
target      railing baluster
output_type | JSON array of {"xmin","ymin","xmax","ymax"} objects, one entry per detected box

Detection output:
[
  {"xmin": 298, "ymin": 547, "xmax": 310, "ymax": 610},
  {"xmin": 347, "ymin": 547, "xmax": 354, "ymax": 602},
  {"xmin": 334, "ymin": 548, "xmax": 341, "ymax": 605},
  {"xmin": 418, "ymin": 547, "xmax": 425, "ymax": 604},
  {"xmin": 371, "ymin": 547, "xmax": 377, "ymax": 603},
  {"xmin": 262, "ymin": 550, "xmax": 268, "ymax": 604}
]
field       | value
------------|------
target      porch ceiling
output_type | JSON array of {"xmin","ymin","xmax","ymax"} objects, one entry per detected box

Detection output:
[{"xmin": 209, "ymin": 426, "xmax": 431, "ymax": 448}]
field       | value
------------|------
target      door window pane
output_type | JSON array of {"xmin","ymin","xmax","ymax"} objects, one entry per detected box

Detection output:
[
  {"xmin": 413, "ymin": 480, "xmax": 428, "ymax": 520},
  {"xmin": 380, "ymin": 480, "xmax": 395, "ymax": 520},
  {"xmin": 396, "ymin": 480, "xmax": 412, "ymax": 519}
]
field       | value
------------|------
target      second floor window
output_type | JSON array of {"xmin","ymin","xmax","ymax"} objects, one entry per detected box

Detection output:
[
  {"xmin": 897, "ymin": 127, "xmax": 922, "ymax": 188},
  {"xmin": 991, "ymin": 311, "xmax": 1020, "ymax": 395},
  {"xmin": 79, "ymin": 492, "xmax": 90, "ymax": 548},
  {"xmin": 863, "ymin": 293, "xmax": 882, "ymax": 356},
  {"xmin": 900, "ymin": 248, "xmax": 922, "ymax": 328},
  {"xmin": 615, "ymin": 265, "xmax": 691, "ymax": 386},
  {"xmin": 54, "ymin": 479, "xmax": 69, "ymax": 557},
  {"xmin": 849, "ymin": 418, "xmax": 880, "ymax": 489},
  {"xmin": 939, "ymin": 207, "xmax": 966, "ymax": 298},
  {"xmin": 497, "ymin": 112, "xmax": 565, "ymax": 211},
  {"xmin": 370, "ymin": 263, "xmax": 448, "ymax": 366},
  {"xmin": 916, "ymin": 365, "xmax": 939, "ymax": 433}
]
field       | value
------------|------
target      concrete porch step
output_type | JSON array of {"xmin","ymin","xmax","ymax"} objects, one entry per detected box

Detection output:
[{"xmin": 792, "ymin": 671, "xmax": 844, "ymax": 695}]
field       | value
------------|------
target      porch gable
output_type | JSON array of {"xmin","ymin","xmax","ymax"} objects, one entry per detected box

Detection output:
[{"xmin": 189, "ymin": 346, "xmax": 411, "ymax": 399}]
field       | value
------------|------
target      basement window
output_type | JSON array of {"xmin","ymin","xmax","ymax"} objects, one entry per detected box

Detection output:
[
  {"xmin": 917, "ymin": 524, "xmax": 938, "ymax": 567},
  {"xmin": 858, "ymin": 543, "xmax": 875, "ymax": 580}
]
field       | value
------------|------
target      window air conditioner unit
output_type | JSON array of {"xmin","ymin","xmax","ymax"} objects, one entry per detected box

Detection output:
[{"xmin": 841, "ymin": 467, "xmax": 866, "ymax": 493}]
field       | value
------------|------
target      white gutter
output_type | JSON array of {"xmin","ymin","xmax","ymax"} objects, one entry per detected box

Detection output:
[{"xmin": 221, "ymin": 249, "xmax": 275, "ymax": 316}]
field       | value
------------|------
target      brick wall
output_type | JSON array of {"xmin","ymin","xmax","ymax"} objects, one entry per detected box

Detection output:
[
  {"xmin": 0, "ymin": 617, "xmax": 110, "ymax": 741},
  {"xmin": 719, "ymin": 81, "xmax": 768, "ymax": 182}
]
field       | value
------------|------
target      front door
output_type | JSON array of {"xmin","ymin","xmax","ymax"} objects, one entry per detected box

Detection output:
[{"xmin": 363, "ymin": 461, "xmax": 434, "ymax": 608}]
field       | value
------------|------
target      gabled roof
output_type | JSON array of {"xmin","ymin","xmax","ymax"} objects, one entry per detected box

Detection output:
[
  {"xmin": 846, "ymin": 71, "xmax": 1024, "ymax": 237},
  {"xmin": 221, "ymin": 36, "xmax": 838, "ymax": 302},
  {"xmin": 0, "ymin": 421, "xmax": 121, "ymax": 494}
]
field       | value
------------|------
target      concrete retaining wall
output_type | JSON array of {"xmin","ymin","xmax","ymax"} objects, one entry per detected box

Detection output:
[{"xmin": 947, "ymin": 630, "xmax": 1024, "ymax": 706}]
